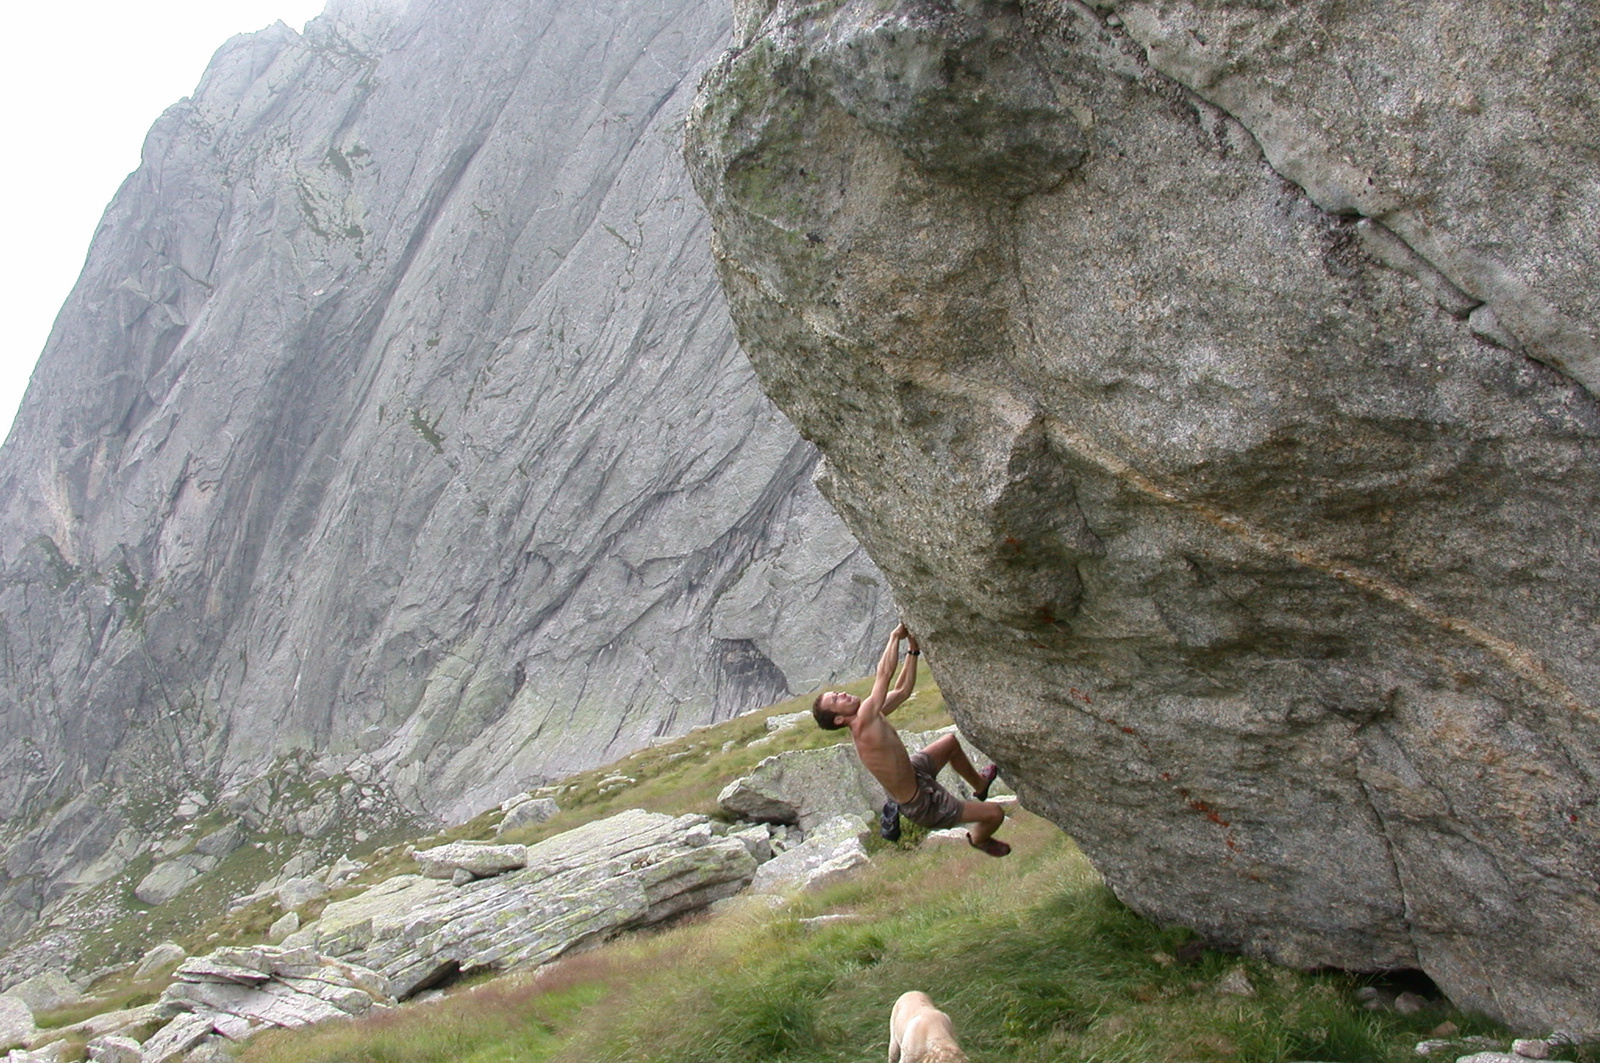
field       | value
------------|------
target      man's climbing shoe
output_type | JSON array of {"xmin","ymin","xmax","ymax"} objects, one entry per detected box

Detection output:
[
  {"xmin": 879, "ymin": 800, "xmax": 902, "ymax": 842},
  {"xmin": 974, "ymin": 764, "xmax": 999, "ymax": 802},
  {"xmin": 967, "ymin": 832, "xmax": 1011, "ymax": 857}
]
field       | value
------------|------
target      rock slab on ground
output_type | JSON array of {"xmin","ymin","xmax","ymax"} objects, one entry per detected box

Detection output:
[
  {"xmin": 290, "ymin": 809, "xmax": 759, "ymax": 997},
  {"xmin": 153, "ymin": 944, "xmax": 392, "ymax": 1054}
]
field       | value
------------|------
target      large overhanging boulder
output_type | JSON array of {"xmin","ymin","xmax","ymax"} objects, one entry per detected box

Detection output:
[{"xmin": 686, "ymin": 0, "xmax": 1600, "ymax": 1036}]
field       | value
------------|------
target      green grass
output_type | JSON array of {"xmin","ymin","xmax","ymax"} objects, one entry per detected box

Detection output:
[
  {"xmin": 55, "ymin": 675, "xmax": 1576, "ymax": 1063},
  {"xmin": 243, "ymin": 971, "xmax": 606, "ymax": 1063},
  {"xmin": 232, "ymin": 810, "xmax": 1544, "ymax": 1063}
]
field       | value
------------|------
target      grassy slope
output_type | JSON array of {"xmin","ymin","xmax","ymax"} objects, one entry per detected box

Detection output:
[{"xmin": 46, "ymin": 679, "xmax": 1576, "ymax": 1063}]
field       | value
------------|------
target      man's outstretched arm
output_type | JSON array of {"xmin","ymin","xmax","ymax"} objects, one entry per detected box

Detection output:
[
  {"xmin": 882, "ymin": 629, "xmax": 919, "ymax": 716},
  {"xmin": 860, "ymin": 622, "xmax": 908, "ymax": 719}
]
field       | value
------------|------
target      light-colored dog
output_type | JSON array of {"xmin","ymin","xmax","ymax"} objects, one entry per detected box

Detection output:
[{"xmin": 888, "ymin": 991, "xmax": 968, "ymax": 1063}]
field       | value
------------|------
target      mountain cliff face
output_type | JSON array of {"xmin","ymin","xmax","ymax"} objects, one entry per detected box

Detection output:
[
  {"xmin": 0, "ymin": 0, "xmax": 892, "ymax": 964},
  {"xmin": 688, "ymin": 0, "xmax": 1599, "ymax": 1036}
]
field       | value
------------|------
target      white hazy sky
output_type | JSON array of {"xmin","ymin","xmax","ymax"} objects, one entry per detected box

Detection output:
[{"xmin": 0, "ymin": 1, "xmax": 331, "ymax": 444}]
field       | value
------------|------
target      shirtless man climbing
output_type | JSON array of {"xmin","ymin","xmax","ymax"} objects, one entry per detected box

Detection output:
[{"xmin": 811, "ymin": 623, "xmax": 1010, "ymax": 856}]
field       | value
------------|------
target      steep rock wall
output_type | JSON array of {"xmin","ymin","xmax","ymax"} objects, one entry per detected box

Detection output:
[
  {"xmin": 688, "ymin": 0, "xmax": 1598, "ymax": 1035},
  {"xmin": 0, "ymin": 0, "xmax": 892, "ymax": 955}
]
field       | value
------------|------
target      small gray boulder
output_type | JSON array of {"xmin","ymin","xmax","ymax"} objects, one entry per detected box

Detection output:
[
  {"xmin": 6, "ymin": 972, "xmax": 78, "ymax": 1015},
  {"xmin": 414, "ymin": 841, "xmax": 528, "ymax": 880},
  {"xmin": 135, "ymin": 858, "xmax": 205, "ymax": 906},
  {"xmin": 134, "ymin": 942, "xmax": 188, "ymax": 978},
  {"xmin": 0, "ymin": 993, "xmax": 36, "ymax": 1047},
  {"xmin": 749, "ymin": 815, "xmax": 871, "ymax": 894},
  {"xmin": 192, "ymin": 821, "xmax": 245, "ymax": 858},
  {"xmin": 276, "ymin": 877, "xmax": 330, "ymax": 911},
  {"xmin": 497, "ymin": 798, "xmax": 559, "ymax": 835},
  {"xmin": 85, "ymin": 1035, "xmax": 142, "ymax": 1063},
  {"xmin": 267, "ymin": 911, "xmax": 301, "ymax": 944}
]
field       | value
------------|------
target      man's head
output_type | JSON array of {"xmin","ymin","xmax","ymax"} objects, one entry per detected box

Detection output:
[{"xmin": 811, "ymin": 690, "xmax": 859, "ymax": 730}]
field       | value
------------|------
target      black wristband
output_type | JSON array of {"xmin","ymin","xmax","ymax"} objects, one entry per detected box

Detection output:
[{"xmin": 907, "ymin": 650, "xmax": 920, "ymax": 656}]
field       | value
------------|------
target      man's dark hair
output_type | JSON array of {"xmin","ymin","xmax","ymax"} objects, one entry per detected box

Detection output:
[{"xmin": 811, "ymin": 693, "xmax": 845, "ymax": 730}]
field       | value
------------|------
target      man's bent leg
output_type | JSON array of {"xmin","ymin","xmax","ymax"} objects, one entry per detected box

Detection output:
[
  {"xmin": 918, "ymin": 734, "xmax": 990, "ymax": 795},
  {"xmin": 960, "ymin": 799, "xmax": 1008, "ymax": 855}
]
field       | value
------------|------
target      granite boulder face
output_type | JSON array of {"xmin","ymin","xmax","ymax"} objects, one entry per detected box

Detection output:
[
  {"xmin": 687, "ymin": 0, "xmax": 1599, "ymax": 1035},
  {"xmin": 0, "ymin": 0, "xmax": 892, "ymax": 958}
]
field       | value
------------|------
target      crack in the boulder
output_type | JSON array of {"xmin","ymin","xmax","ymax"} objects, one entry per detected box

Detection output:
[
  {"xmin": 1352, "ymin": 750, "xmax": 1422, "ymax": 964},
  {"xmin": 1108, "ymin": 3, "xmax": 1600, "ymax": 398}
]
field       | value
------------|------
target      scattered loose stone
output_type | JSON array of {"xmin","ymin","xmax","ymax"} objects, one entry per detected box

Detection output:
[
  {"xmin": 496, "ymin": 798, "xmax": 558, "ymax": 835},
  {"xmin": 137, "ymin": 1013, "xmax": 213, "ymax": 1063},
  {"xmin": 768, "ymin": 825, "xmax": 797, "ymax": 853},
  {"xmin": 1512, "ymin": 1040, "xmax": 1552, "ymax": 1059},
  {"xmin": 1394, "ymin": 991, "xmax": 1431, "ymax": 1015},
  {"xmin": 279, "ymin": 853, "xmax": 315, "ymax": 881},
  {"xmin": 267, "ymin": 912, "xmax": 301, "ymax": 944},
  {"xmin": 1355, "ymin": 986, "xmax": 1391, "ymax": 1010},
  {"xmin": 1216, "ymin": 967, "xmax": 1257, "ymax": 998},
  {"xmin": 749, "ymin": 815, "xmax": 870, "ymax": 894},
  {"xmin": 729, "ymin": 825, "xmax": 774, "ymax": 862},
  {"xmin": 276, "ymin": 877, "xmax": 330, "ymax": 911},
  {"xmin": 325, "ymin": 857, "xmax": 365, "ymax": 884},
  {"xmin": 84, "ymin": 1035, "xmax": 141, "ymax": 1063},
  {"xmin": 0, "ymin": 995, "xmax": 36, "ymax": 1047},
  {"xmin": 192, "ymin": 822, "xmax": 245, "ymax": 859},
  {"xmin": 765, "ymin": 711, "xmax": 811, "ymax": 732},
  {"xmin": 925, "ymin": 828, "xmax": 970, "ymax": 845},
  {"xmin": 6, "ymin": 973, "xmax": 78, "ymax": 1015},
  {"xmin": 798, "ymin": 914, "xmax": 864, "ymax": 929},
  {"xmin": 717, "ymin": 767, "xmax": 801, "ymax": 825},
  {"xmin": 134, "ymin": 859, "xmax": 206, "ymax": 906}
]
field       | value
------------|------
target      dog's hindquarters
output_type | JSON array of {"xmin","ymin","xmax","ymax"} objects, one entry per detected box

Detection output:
[
  {"xmin": 889, "ymin": 991, "xmax": 967, "ymax": 1063},
  {"xmin": 889, "ymin": 991, "xmax": 933, "ymax": 1063}
]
